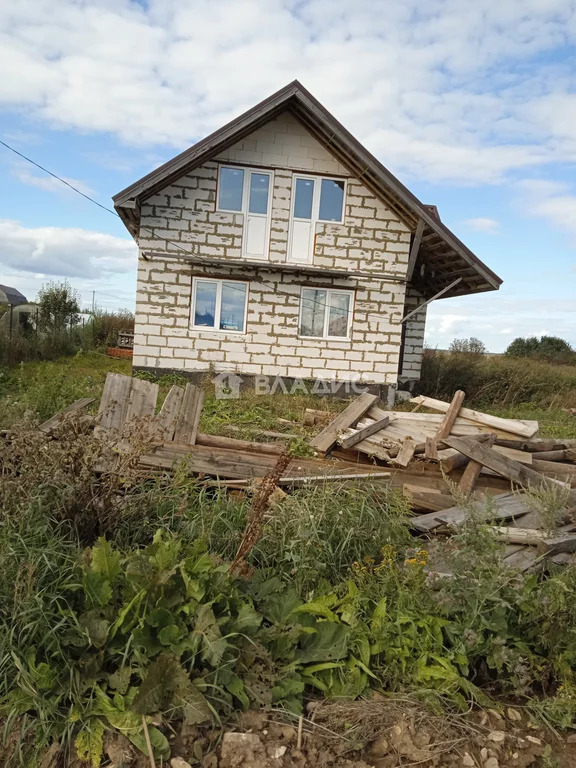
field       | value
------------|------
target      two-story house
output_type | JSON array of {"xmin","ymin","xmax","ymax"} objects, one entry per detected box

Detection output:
[{"xmin": 113, "ymin": 81, "xmax": 501, "ymax": 398}]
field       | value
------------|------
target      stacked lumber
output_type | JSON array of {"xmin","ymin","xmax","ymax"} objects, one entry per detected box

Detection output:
[
  {"xmin": 41, "ymin": 373, "xmax": 391, "ymax": 487},
  {"xmin": 307, "ymin": 389, "xmax": 576, "ymax": 570}
]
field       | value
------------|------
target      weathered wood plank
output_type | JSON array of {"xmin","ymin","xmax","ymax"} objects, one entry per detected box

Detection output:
[
  {"xmin": 410, "ymin": 395, "xmax": 539, "ymax": 439},
  {"xmin": 444, "ymin": 436, "xmax": 564, "ymax": 490},
  {"xmin": 310, "ymin": 392, "xmax": 379, "ymax": 453},
  {"xmin": 459, "ymin": 435, "xmax": 495, "ymax": 494},
  {"xmin": 38, "ymin": 397, "xmax": 95, "ymax": 434},
  {"xmin": 410, "ymin": 492, "xmax": 529, "ymax": 532},
  {"xmin": 494, "ymin": 444, "xmax": 533, "ymax": 465},
  {"xmin": 173, "ymin": 384, "xmax": 204, "ymax": 445},
  {"xmin": 435, "ymin": 390, "xmax": 465, "ymax": 441},
  {"xmin": 125, "ymin": 377, "xmax": 159, "ymax": 425},
  {"xmin": 391, "ymin": 437, "xmax": 417, "ymax": 467},
  {"xmin": 195, "ymin": 433, "xmax": 286, "ymax": 455},
  {"xmin": 97, "ymin": 373, "xmax": 132, "ymax": 432},
  {"xmin": 532, "ymin": 459, "xmax": 576, "ymax": 476},
  {"xmin": 437, "ymin": 447, "xmax": 468, "ymax": 472},
  {"xmin": 338, "ymin": 415, "xmax": 391, "ymax": 449},
  {"xmin": 156, "ymin": 385, "xmax": 185, "ymax": 441}
]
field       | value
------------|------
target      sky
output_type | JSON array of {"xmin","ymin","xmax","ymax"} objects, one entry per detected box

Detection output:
[{"xmin": 1, "ymin": 0, "xmax": 576, "ymax": 352}]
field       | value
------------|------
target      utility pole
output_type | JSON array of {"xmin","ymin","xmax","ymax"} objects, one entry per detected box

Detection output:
[{"xmin": 92, "ymin": 290, "xmax": 96, "ymax": 314}]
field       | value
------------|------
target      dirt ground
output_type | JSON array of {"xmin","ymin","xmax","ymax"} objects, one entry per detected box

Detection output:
[{"xmin": 96, "ymin": 700, "xmax": 576, "ymax": 768}]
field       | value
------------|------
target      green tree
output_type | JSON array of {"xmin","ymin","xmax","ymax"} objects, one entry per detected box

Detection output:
[
  {"xmin": 37, "ymin": 280, "xmax": 80, "ymax": 332},
  {"xmin": 448, "ymin": 337, "xmax": 487, "ymax": 356},
  {"xmin": 506, "ymin": 335, "xmax": 574, "ymax": 363},
  {"xmin": 505, "ymin": 337, "xmax": 539, "ymax": 357}
]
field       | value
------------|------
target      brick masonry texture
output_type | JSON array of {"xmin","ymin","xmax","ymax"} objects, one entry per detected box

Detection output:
[
  {"xmin": 400, "ymin": 286, "xmax": 426, "ymax": 382},
  {"xmin": 134, "ymin": 110, "xmax": 423, "ymax": 385}
]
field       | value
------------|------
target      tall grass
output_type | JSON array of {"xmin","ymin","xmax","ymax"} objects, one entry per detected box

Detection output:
[{"xmin": 421, "ymin": 348, "xmax": 576, "ymax": 409}]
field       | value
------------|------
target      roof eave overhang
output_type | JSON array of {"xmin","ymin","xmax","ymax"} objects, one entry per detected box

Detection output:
[{"xmin": 114, "ymin": 80, "xmax": 502, "ymax": 296}]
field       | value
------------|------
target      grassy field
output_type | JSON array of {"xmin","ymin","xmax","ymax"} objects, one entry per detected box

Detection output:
[
  {"xmin": 2, "ymin": 351, "xmax": 576, "ymax": 766},
  {"xmin": 1, "ymin": 350, "xmax": 575, "ymax": 439}
]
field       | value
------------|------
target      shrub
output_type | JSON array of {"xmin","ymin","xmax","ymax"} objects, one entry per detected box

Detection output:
[
  {"xmin": 448, "ymin": 337, "xmax": 487, "ymax": 356},
  {"xmin": 506, "ymin": 335, "xmax": 575, "ymax": 365},
  {"xmin": 37, "ymin": 280, "xmax": 80, "ymax": 332}
]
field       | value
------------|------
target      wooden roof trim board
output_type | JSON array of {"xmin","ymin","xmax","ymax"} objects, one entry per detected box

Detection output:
[{"xmin": 113, "ymin": 80, "xmax": 502, "ymax": 297}]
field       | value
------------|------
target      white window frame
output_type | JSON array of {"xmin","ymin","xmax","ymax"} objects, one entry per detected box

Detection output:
[
  {"xmin": 190, "ymin": 277, "xmax": 249, "ymax": 334},
  {"xmin": 288, "ymin": 174, "xmax": 347, "ymax": 264},
  {"xmin": 298, "ymin": 286, "xmax": 354, "ymax": 341},
  {"xmin": 216, "ymin": 164, "xmax": 274, "ymax": 260}
]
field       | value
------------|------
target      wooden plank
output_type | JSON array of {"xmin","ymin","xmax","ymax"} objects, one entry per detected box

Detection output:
[
  {"xmin": 410, "ymin": 395, "xmax": 539, "ymax": 439},
  {"xmin": 532, "ymin": 459, "xmax": 576, "ymax": 476},
  {"xmin": 410, "ymin": 492, "xmax": 528, "ymax": 533},
  {"xmin": 310, "ymin": 392, "xmax": 379, "ymax": 453},
  {"xmin": 195, "ymin": 433, "xmax": 286, "ymax": 455},
  {"xmin": 156, "ymin": 385, "xmax": 185, "ymax": 441},
  {"xmin": 503, "ymin": 547, "xmax": 540, "ymax": 572},
  {"xmin": 495, "ymin": 438, "xmax": 576, "ymax": 452},
  {"xmin": 424, "ymin": 437, "xmax": 439, "ymax": 461},
  {"xmin": 444, "ymin": 436, "xmax": 564, "ymax": 490},
  {"xmin": 459, "ymin": 435, "xmax": 495, "ymax": 494},
  {"xmin": 338, "ymin": 415, "xmax": 390, "ymax": 449},
  {"xmin": 403, "ymin": 485, "xmax": 454, "ymax": 512},
  {"xmin": 173, "ymin": 384, "xmax": 204, "ymax": 445},
  {"xmin": 391, "ymin": 437, "xmax": 417, "ymax": 467},
  {"xmin": 437, "ymin": 448, "xmax": 468, "ymax": 472},
  {"xmin": 38, "ymin": 397, "xmax": 95, "ymax": 434},
  {"xmin": 406, "ymin": 218, "xmax": 425, "ymax": 282},
  {"xmin": 125, "ymin": 377, "xmax": 159, "ymax": 424},
  {"xmin": 435, "ymin": 390, "xmax": 465, "ymax": 441},
  {"xmin": 96, "ymin": 373, "xmax": 132, "ymax": 432},
  {"xmin": 534, "ymin": 449, "xmax": 570, "ymax": 462},
  {"xmin": 494, "ymin": 445, "xmax": 533, "ymax": 465},
  {"xmin": 139, "ymin": 443, "xmax": 391, "ymax": 481}
]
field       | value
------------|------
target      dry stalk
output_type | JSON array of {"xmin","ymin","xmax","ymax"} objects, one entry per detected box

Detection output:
[{"xmin": 229, "ymin": 450, "xmax": 291, "ymax": 576}]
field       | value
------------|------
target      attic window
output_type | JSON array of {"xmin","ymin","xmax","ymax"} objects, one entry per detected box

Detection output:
[{"xmin": 288, "ymin": 175, "xmax": 346, "ymax": 263}]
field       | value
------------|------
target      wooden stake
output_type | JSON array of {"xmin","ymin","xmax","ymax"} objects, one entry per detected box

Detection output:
[{"xmin": 141, "ymin": 715, "xmax": 157, "ymax": 768}]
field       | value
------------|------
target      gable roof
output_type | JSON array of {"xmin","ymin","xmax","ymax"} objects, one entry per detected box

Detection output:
[
  {"xmin": 113, "ymin": 81, "xmax": 502, "ymax": 299},
  {"xmin": 0, "ymin": 284, "xmax": 28, "ymax": 306}
]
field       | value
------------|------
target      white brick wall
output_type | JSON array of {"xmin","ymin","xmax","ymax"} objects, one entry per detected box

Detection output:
[
  {"xmin": 133, "ymin": 258, "xmax": 406, "ymax": 384},
  {"xmin": 399, "ymin": 285, "xmax": 427, "ymax": 381},
  {"xmin": 133, "ymin": 109, "xmax": 421, "ymax": 385}
]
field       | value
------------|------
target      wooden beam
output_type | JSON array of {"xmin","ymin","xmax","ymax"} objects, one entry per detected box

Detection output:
[
  {"xmin": 338, "ymin": 415, "xmax": 390, "ymax": 449},
  {"xmin": 459, "ymin": 434, "xmax": 495, "ymax": 494},
  {"xmin": 310, "ymin": 392, "xmax": 379, "ymax": 453},
  {"xmin": 410, "ymin": 395, "xmax": 539, "ymax": 439},
  {"xmin": 399, "ymin": 278, "xmax": 463, "ymax": 324},
  {"xmin": 444, "ymin": 436, "xmax": 567, "ymax": 490},
  {"xmin": 38, "ymin": 397, "xmax": 95, "ymax": 434},
  {"xmin": 406, "ymin": 218, "xmax": 425, "ymax": 282},
  {"xmin": 434, "ymin": 389, "xmax": 465, "ymax": 441},
  {"xmin": 391, "ymin": 437, "xmax": 417, "ymax": 467}
]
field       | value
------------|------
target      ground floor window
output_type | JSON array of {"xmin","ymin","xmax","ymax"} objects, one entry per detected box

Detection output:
[
  {"xmin": 191, "ymin": 277, "xmax": 248, "ymax": 333},
  {"xmin": 299, "ymin": 287, "xmax": 353, "ymax": 339}
]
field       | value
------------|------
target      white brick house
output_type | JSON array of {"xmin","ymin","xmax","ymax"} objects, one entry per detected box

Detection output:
[{"xmin": 114, "ymin": 82, "xmax": 501, "ymax": 396}]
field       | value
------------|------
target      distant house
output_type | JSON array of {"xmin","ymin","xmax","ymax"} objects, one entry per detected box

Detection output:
[
  {"xmin": 114, "ymin": 81, "xmax": 501, "ymax": 396},
  {"xmin": 0, "ymin": 284, "xmax": 37, "ymax": 335}
]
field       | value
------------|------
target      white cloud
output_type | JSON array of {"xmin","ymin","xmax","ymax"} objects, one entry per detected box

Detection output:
[
  {"xmin": 437, "ymin": 314, "xmax": 469, "ymax": 334},
  {"xmin": 13, "ymin": 167, "xmax": 94, "ymax": 196},
  {"xmin": 464, "ymin": 217, "xmax": 500, "ymax": 233},
  {"xmin": 0, "ymin": 220, "xmax": 136, "ymax": 279},
  {"xmin": 2, "ymin": 0, "xmax": 576, "ymax": 183},
  {"xmin": 516, "ymin": 178, "xmax": 576, "ymax": 240}
]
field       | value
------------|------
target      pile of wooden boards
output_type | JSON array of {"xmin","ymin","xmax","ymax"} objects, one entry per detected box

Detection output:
[
  {"xmin": 40, "ymin": 373, "xmax": 391, "ymax": 487},
  {"xmin": 308, "ymin": 389, "xmax": 576, "ymax": 570}
]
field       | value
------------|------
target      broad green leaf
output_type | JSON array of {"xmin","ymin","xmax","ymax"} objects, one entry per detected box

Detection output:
[
  {"xmin": 108, "ymin": 666, "xmax": 132, "ymax": 695},
  {"xmin": 225, "ymin": 673, "xmax": 250, "ymax": 709},
  {"xmin": 83, "ymin": 570, "xmax": 112, "ymax": 609},
  {"xmin": 299, "ymin": 623, "xmax": 350, "ymax": 664},
  {"xmin": 129, "ymin": 725, "xmax": 171, "ymax": 760},
  {"xmin": 75, "ymin": 720, "xmax": 105, "ymax": 768},
  {"xmin": 159, "ymin": 624, "xmax": 183, "ymax": 645},
  {"xmin": 91, "ymin": 538, "xmax": 122, "ymax": 583},
  {"xmin": 293, "ymin": 601, "xmax": 338, "ymax": 622}
]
